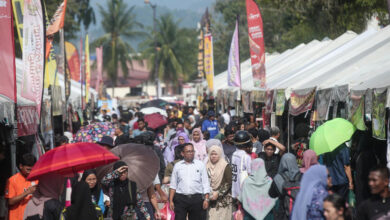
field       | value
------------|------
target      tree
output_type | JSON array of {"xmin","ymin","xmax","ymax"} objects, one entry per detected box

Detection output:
[
  {"xmin": 75, "ymin": 0, "xmax": 96, "ymax": 31},
  {"xmin": 212, "ymin": 0, "xmax": 389, "ymax": 74},
  {"xmin": 92, "ymin": 0, "xmax": 143, "ymax": 96},
  {"xmin": 140, "ymin": 14, "xmax": 198, "ymax": 93}
]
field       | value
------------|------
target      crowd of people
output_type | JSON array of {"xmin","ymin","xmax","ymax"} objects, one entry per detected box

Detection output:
[{"xmin": 3, "ymin": 103, "xmax": 390, "ymax": 220}]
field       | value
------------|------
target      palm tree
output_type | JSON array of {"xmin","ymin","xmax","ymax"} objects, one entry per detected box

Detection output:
[
  {"xmin": 140, "ymin": 14, "xmax": 197, "ymax": 93},
  {"xmin": 92, "ymin": 0, "xmax": 143, "ymax": 96},
  {"xmin": 76, "ymin": 0, "xmax": 96, "ymax": 31}
]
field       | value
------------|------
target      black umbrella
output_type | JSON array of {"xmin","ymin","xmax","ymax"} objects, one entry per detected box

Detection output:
[{"xmin": 140, "ymin": 99, "xmax": 168, "ymax": 109}]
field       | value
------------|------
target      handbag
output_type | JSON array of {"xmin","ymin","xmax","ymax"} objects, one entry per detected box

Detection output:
[
  {"xmin": 160, "ymin": 202, "xmax": 175, "ymax": 220},
  {"xmin": 239, "ymin": 154, "xmax": 249, "ymax": 187},
  {"xmin": 233, "ymin": 204, "xmax": 244, "ymax": 220}
]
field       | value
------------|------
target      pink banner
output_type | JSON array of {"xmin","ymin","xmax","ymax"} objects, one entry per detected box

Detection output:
[
  {"xmin": 17, "ymin": 106, "xmax": 39, "ymax": 137},
  {"xmin": 96, "ymin": 46, "xmax": 103, "ymax": 91},
  {"xmin": 0, "ymin": 0, "xmax": 17, "ymax": 102},
  {"xmin": 246, "ymin": 0, "xmax": 266, "ymax": 88},
  {"xmin": 21, "ymin": 0, "xmax": 45, "ymax": 117},
  {"xmin": 228, "ymin": 20, "xmax": 241, "ymax": 88}
]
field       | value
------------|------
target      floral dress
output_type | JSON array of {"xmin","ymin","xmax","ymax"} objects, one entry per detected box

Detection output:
[
  {"xmin": 101, "ymin": 170, "xmax": 150, "ymax": 220},
  {"xmin": 306, "ymin": 183, "xmax": 328, "ymax": 220}
]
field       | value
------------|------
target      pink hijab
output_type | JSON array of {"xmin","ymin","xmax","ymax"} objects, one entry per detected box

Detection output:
[
  {"xmin": 24, "ymin": 173, "xmax": 64, "ymax": 219},
  {"xmin": 300, "ymin": 150, "xmax": 318, "ymax": 173},
  {"xmin": 191, "ymin": 128, "xmax": 207, "ymax": 162}
]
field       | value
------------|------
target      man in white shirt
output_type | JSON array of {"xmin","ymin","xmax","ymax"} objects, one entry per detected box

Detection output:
[
  {"xmin": 269, "ymin": 126, "xmax": 286, "ymax": 154},
  {"xmin": 169, "ymin": 143, "xmax": 210, "ymax": 220},
  {"xmin": 231, "ymin": 131, "xmax": 253, "ymax": 199}
]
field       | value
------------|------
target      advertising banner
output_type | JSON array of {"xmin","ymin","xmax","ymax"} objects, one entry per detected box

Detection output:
[
  {"xmin": 96, "ymin": 46, "xmax": 103, "ymax": 95},
  {"xmin": 85, "ymin": 34, "xmax": 90, "ymax": 103},
  {"xmin": 17, "ymin": 106, "xmax": 39, "ymax": 137},
  {"xmin": 246, "ymin": 0, "xmax": 266, "ymax": 88},
  {"xmin": 65, "ymin": 41, "xmax": 80, "ymax": 81},
  {"xmin": 228, "ymin": 20, "xmax": 241, "ymax": 88},
  {"xmin": 21, "ymin": 0, "xmax": 45, "ymax": 117},
  {"xmin": 0, "ymin": 0, "xmax": 17, "ymax": 102},
  {"xmin": 275, "ymin": 90, "xmax": 285, "ymax": 116},
  {"xmin": 11, "ymin": 0, "xmax": 24, "ymax": 50},
  {"xmin": 204, "ymin": 33, "xmax": 214, "ymax": 92},
  {"xmin": 289, "ymin": 87, "xmax": 316, "ymax": 116}
]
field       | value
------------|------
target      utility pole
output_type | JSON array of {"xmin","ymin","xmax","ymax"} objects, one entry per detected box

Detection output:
[{"xmin": 145, "ymin": 0, "xmax": 161, "ymax": 98}]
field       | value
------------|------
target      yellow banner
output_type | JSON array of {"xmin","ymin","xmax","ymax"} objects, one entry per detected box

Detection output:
[
  {"xmin": 85, "ymin": 34, "xmax": 90, "ymax": 102},
  {"xmin": 44, "ymin": 48, "xmax": 59, "ymax": 88},
  {"xmin": 204, "ymin": 34, "xmax": 214, "ymax": 92},
  {"xmin": 12, "ymin": 0, "xmax": 24, "ymax": 51}
]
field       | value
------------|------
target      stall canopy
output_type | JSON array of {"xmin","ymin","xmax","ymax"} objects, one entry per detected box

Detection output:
[{"xmin": 214, "ymin": 25, "xmax": 390, "ymax": 96}]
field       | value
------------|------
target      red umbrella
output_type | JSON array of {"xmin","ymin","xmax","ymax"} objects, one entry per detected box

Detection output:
[
  {"xmin": 144, "ymin": 113, "xmax": 168, "ymax": 129},
  {"xmin": 27, "ymin": 142, "xmax": 119, "ymax": 181}
]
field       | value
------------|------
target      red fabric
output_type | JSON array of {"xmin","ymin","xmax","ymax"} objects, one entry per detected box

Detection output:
[
  {"xmin": 160, "ymin": 202, "xmax": 175, "ymax": 220},
  {"xmin": 28, "ymin": 142, "xmax": 119, "ymax": 180},
  {"xmin": 0, "ymin": 0, "xmax": 17, "ymax": 102},
  {"xmin": 246, "ymin": 0, "xmax": 266, "ymax": 88}
]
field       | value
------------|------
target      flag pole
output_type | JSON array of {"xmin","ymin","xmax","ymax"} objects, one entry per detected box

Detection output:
[{"xmin": 237, "ymin": 15, "xmax": 241, "ymax": 91}]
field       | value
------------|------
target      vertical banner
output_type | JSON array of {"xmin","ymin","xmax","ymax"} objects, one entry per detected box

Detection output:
[
  {"xmin": 21, "ymin": 0, "xmax": 45, "ymax": 117},
  {"xmin": 96, "ymin": 46, "xmax": 103, "ymax": 95},
  {"xmin": 0, "ymin": 0, "xmax": 17, "ymax": 102},
  {"xmin": 85, "ymin": 34, "xmax": 90, "ymax": 103},
  {"xmin": 204, "ymin": 33, "xmax": 214, "ymax": 93},
  {"xmin": 65, "ymin": 41, "xmax": 81, "ymax": 81},
  {"xmin": 246, "ymin": 0, "xmax": 266, "ymax": 88},
  {"xmin": 46, "ymin": 0, "xmax": 67, "ymax": 35},
  {"xmin": 227, "ymin": 20, "xmax": 241, "ymax": 88},
  {"xmin": 11, "ymin": 0, "xmax": 24, "ymax": 51},
  {"xmin": 197, "ymin": 29, "xmax": 204, "ymax": 78},
  {"xmin": 79, "ymin": 37, "xmax": 84, "ymax": 109}
]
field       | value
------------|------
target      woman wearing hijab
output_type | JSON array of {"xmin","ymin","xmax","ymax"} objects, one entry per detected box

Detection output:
[
  {"xmin": 163, "ymin": 132, "xmax": 189, "ymax": 164},
  {"xmin": 205, "ymin": 139, "xmax": 226, "ymax": 160},
  {"xmin": 24, "ymin": 174, "xmax": 64, "ymax": 220},
  {"xmin": 101, "ymin": 161, "xmax": 150, "ymax": 220},
  {"xmin": 60, "ymin": 181, "xmax": 100, "ymax": 220},
  {"xmin": 239, "ymin": 158, "xmax": 277, "ymax": 220},
  {"xmin": 81, "ymin": 169, "xmax": 106, "ymax": 213},
  {"xmin": 206, "ymin": 145, "xmax": 233, "ymax": 220},
  {"xmin": 191, "ymin": 128, "xmax": 208, "ymax": 162},
  {"xmin": 291, "ymin": 165, "xmax": 330, "ymax": 220},
  {"xmin": 300, "ymin": 150, "xmax": 318, "ymax": 173},
  {"xmin": 269, "ymin": 153, "xmax": 302, "ymax": 220}
]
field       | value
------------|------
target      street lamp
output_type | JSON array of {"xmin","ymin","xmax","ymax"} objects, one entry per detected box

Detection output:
[{"xmin": 144, "ymin": 0, "xmax": 161, "ymax": 98}]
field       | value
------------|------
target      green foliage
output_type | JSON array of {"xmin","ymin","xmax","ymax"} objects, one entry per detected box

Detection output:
[
  {"xmin": 212, "ymin": 0, "xmax": 389, "ymax": 74},
  {"xmin": 91, "ymin": 0, "xmax": 144, "ymax": 92},
  {"xmin": 139, "ymin": 14, "xmax": 198, "ymax": 86}
]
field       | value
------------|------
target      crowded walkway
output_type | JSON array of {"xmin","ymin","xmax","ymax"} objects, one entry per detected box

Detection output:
[{"xmin": 3, "ymin": 101, "xmax": 390, "ymax": 220}]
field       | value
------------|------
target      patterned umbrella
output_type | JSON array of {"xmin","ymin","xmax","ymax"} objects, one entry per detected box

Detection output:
[
  {"xmin": 74, "ymin": 122, "xmax": 115, "ymax": 143},
  {"xmin": 27, "ymin": 142, "xmax": 119, "ymax": 181},
  {"xmin": 144, "ymin": 113, "xmax": 168, "ymax": 129}
]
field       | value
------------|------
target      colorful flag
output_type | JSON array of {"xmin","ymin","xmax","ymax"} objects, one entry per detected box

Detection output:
[
  {"xmin": 46, "ymin": 0, "xmax": 67, "ymax": 36},
  {"xmin": 21, "ymin": 0, "xmax": 45, "ymax": 117},
  {"xmin": 197, "ymin": 29, "xmax": 204, "ymax": 78},
  {"xmin": 11, "ymin": 0, "xmax": 24, "ymax": 51},
  {"xmin": 65, "ymin": 41, "xmax": 80, "ymax": 81},
  {"xmin": 204, "ymin": 33, "xmax": 214, "ymax": 92},
  {"xmin": 96, "ymin": 46, "xmax": 103, "ymax": 94},
  {"xmin": 0, "ymin": 0, "xmax": 17, "ymax": 102},
  {"xmin": 246, "ymin": 0, "xmax": 266, "ymax": 88},
  {"xmin": 85, "ymin": 34, "xmax": 90, "ymax": 103},
  {"xmin": 228, "ymin": 20, "xmax": 240, "ymax": 88},
  {"xmin": 44, "ymin": 47, "xmax": 58, "ymax": 88}
]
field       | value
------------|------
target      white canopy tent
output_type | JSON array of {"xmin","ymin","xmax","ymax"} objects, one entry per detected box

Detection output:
[{"xmin": 214, "ymin": 25, "xmax": 390, "ymax": 96}]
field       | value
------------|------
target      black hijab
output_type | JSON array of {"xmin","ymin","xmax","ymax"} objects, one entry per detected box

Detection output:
[
  {"xmin": 66, "ymin": 181, "xmax": 97, "ymax": 220},
  {"xmin": 81, "ymin": 169, "xmax": 101, "ymax": 204},
  {"xmin": 112, "ymin": 161, "xmax": 137, "ymax": 220}
]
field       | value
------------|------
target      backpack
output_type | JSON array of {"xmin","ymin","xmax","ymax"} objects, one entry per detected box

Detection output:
[{"xmin": 281, "ymin": 172, "xmax": 302, "ymax": 217}]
